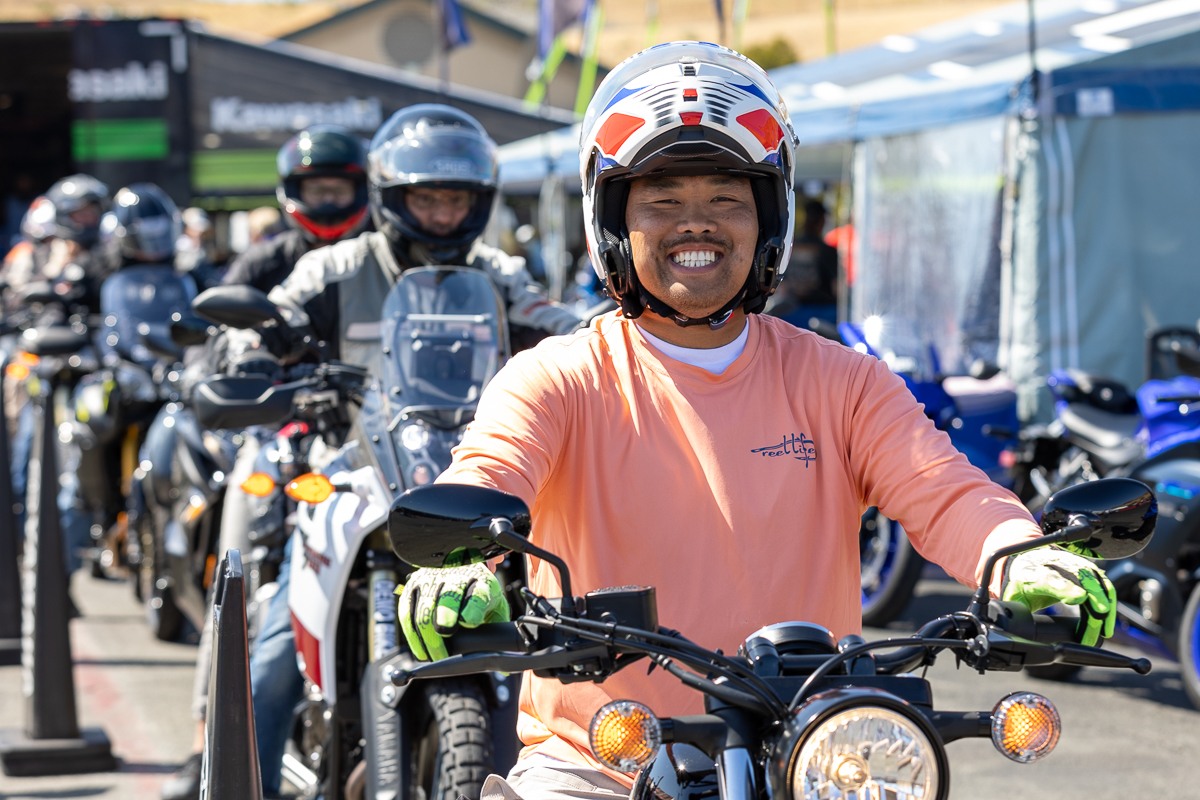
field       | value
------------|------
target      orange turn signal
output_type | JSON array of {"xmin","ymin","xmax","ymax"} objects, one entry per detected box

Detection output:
[
  {"xmin": 240, "ymin": 472, "xmax": 277, "ymax": 497},
  {"xmin": 285, "ymin": 473, "xmax": 336, "ymax": 504},
  {"xmin": 991, "ymin": 691, "xmax": 1060, "ymax": 763},
  {"xmin": 588, "ymin": 700, "xmax": 661, "ymax": 774}
]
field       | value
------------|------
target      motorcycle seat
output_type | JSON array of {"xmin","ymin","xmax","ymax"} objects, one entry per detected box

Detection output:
[{"xmin": 1059, "ymin": 402, "xmax": 1144, "ymax": 468}]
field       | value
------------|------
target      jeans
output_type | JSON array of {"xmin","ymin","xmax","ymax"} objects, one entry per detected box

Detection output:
[{"xmin": 249, "ymin": 532, "xmax": 305, "ymax": 794}]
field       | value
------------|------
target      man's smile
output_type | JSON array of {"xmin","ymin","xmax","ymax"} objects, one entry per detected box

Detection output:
[{"xmin": 669, "ymin": 248, "xmax": 721, "ymax": 271}]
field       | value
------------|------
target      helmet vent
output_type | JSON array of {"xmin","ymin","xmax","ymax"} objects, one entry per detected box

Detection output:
[{"xmin": 682, "ymin": 64, "xmax": 697, "ymax": 76}]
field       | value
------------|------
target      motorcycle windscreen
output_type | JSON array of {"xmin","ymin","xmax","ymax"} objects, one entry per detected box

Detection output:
[
  {"xmin": 99, "ymin": 265, "xmax": 198, "ymax": 368},
  {"xmin": 379, "ymin": 266, "xmax": 507, "ymax": 412}
]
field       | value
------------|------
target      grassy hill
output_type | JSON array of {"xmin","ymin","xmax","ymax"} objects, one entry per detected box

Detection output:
[{"xmin": 1, "ymin": 0, "xmax": 1013, "ymax": 66}]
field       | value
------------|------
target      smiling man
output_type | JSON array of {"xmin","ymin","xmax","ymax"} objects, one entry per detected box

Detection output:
[{"xmin": 398, "ymin": 41, "xmax": 1119, "ymax": 800}]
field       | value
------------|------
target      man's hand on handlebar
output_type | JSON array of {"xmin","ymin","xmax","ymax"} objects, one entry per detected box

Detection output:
[
  {"xmin": 397, "ymin": 562, "xmax": 510, "ymax": 661},
  {"xmin": 1001, "ymin": 546, "xmax": 1117, "ymax": 647}
]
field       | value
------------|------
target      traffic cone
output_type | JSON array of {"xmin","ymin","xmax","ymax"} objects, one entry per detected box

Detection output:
[
  {"xmin": 200, "ymin": 548, "xmax": 264, "ymax": 800},
  {"xmin": 0, "ymin": 350, "xmax": 22, "ymax": 666},
  {"xmin": 0, "ymin": 375, "xmax": 116, "ymax": 776}
]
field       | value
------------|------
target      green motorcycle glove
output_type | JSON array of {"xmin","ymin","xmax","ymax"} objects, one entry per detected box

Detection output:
[
  {"xmin": 397, "ymin": 563, "xmax": 510, "ymax": 661},
  {"xmin": 1001, "ymin": 546, "xmax": 1117, "ymax": 647}
]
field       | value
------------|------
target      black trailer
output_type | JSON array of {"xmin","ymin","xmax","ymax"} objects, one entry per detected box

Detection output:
[{"xmin": 0, "ymin": 17, "xmax": 574, "ymax": 236}]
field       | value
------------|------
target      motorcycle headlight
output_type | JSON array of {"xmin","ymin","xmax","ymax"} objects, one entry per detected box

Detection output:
[
  {"xmin": 786, "ymin": 698, "xmax": 941, "ymax": 800},
  {"xmin": 399, "ymin": 420, "xmax": 432, "ymax": 452}
]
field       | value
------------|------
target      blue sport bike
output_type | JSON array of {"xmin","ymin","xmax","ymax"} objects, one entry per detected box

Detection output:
[{"xmin": 822, "ymin": 320, "xmax": 1020, "ymax": 627}]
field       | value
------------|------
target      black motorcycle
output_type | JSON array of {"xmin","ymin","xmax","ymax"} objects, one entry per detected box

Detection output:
[
  {"xmin": 383, "ymin": 477, "xmax": 1155, "ymax": 800},
  {"xmin": 1010, "ymin": 329, "xmax": 1200, "ymax": 705}
]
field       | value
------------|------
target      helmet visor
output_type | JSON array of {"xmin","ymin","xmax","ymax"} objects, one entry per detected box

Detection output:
[{"xmin": 370, "ymin": 128, "xmax": 497, "ymax": 189}]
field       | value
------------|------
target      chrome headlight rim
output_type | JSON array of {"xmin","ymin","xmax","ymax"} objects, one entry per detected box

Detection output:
[{"xmin": 775, "ymin": 688, "xmax": 948, "ymax": 800}]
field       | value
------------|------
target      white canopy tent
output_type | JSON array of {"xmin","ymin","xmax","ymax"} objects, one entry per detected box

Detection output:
[{"xmin": 498, "ymin": 0, "xmax": 1200, "ymax": 417}]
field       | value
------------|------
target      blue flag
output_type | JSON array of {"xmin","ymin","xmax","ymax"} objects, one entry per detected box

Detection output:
[
  {"xmin": 440, "ymin": 0, "xmax": 471, "ymax": 51},
  {"xmin": 538, "ymin": 0, "xmax": 593, "ymax": 59}
]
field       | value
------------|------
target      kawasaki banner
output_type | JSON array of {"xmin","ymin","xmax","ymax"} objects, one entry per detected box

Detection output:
[
  {"xmin": 69, "ymin": 19, "xmax": 191, "ymax": 203},
  {"xmin": 187, "ymin": 29, "xmax": 574, "ymax": 201}
]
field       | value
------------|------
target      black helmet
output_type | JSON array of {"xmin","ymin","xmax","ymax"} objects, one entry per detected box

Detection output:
[
  {"xmin": 45, "ymin": 173, "xmax": 110, "ymax": 247},
  {"xmin": 579, "ymin": 41, "xmax": 797, "ymax": 325},
  {"xmin": 100, "ymin": 183, "xmax": 182, "ymax": 265},
  {"xmin": 367, "ymin": 104, "xmax": 497, "ymax": 265},
  {"xmin": 277, "ymin": 125, "xmax": 370, "ymax": 244}
]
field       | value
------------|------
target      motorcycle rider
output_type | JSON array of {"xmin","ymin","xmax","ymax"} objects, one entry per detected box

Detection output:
[
  {"xmin": 3, "ymin": 174, "xmax": 110, "ymax": 606},
  {"xmin": 69, "ymin": 183, "xmax": 193, "ymax": 576},
  {"xmin": 396, "ymin": 42, "xmax": 1120, "ymax": 800},
  {"xmin": 251, "ymin": 102, "xmax": 581, "ymax": 371},
  {"xmin": 162, "ymin": 123, "xmax": 374, "ymax": 800},
  {"xmin": 167, "ymin": 107, "xmax": 580, "ymax": 799}
]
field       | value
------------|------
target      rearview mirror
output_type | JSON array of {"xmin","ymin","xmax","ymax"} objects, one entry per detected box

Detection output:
[
  {"xmin": 1040, "ymin": 477, "xmax": 1156, "ymax": 559},
  {"xmin": 169, "ymin": 312, "xmax": 213, "ymax": 347},
  {"xmin": 387, "ymin": 483, "xmax": 531, "ymax": 568},
  {"xmin": 192, "ymin": 285, "xmax": 285, "ymax": 329}
]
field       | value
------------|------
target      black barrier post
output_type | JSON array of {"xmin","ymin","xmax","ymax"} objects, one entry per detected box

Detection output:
[
  {"xmin": 200, "ymin": 549, "xmax": 264, "ymax": 800},
  {"xmin": 0, "ymin": 366, "xmax": 115, "ymax": 776},
  {"xmin": 0, "ymin": 348, "xmax": 22, "ymax": 665}
]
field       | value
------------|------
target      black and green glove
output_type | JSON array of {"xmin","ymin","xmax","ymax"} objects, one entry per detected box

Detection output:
[
  {"xmin": 397, "ymin": 563, "xmax": 510, "ymax": 661},
  {"xmin": 1001, "ymin": 546, "xmax": 1117, "ymax": 647}
]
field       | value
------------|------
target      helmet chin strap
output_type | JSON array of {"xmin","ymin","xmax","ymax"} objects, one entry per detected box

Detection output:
[{"xmin": 640, "ymin": 284, "xmax": 749, "ymax": 330}]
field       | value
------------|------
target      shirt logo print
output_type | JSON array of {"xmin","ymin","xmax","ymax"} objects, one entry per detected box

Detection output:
[{"xmin": 751, "ymin": 432, "xmax": 818, "ymax": 467}]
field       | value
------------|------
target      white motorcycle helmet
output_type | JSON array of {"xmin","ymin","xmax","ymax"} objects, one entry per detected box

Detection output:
[{"xmin": 579, "ymin": 41, "xmax": 798, "ymax": 326}]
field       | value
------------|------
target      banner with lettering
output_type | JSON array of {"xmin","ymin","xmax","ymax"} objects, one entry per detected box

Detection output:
[
  {"xmin": 68, "ymin": 19, "xmax": 191, "ymax": 204},
  {"xmin": 187, "ymin": 28, "xmax": 572, "ymax": 201}
]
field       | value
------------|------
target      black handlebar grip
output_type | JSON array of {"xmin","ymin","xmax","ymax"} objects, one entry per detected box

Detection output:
[
  {"xmin": 1028, "ymin": 613, "xmax": 1082, "ymax": 643},
  {"xmin": 444, "ymin": 623, "xmax": 525, "ymax": 656}
]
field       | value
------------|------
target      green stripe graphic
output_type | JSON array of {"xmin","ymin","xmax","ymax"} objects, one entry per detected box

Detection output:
[
  {"xmin": 192, "ymin": 149, "xmax": 278, "ymax": 193},
  {"xmin": 72, "ymin": 118, "xmax": 169, "ymax": 161}
]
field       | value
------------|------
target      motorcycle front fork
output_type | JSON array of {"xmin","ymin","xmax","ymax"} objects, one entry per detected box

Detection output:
[{"xmin": 367, "ymin": 531, "xmax": 400, "ymax": 662}]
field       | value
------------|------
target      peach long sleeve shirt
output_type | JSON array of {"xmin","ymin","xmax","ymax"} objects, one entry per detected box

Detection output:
[{"xmin": 438, "ymin": 311, "xmax": 1040, "ymax": 781}]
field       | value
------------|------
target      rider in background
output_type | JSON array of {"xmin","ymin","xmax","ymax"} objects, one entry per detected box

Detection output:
[
  {"xmin": 250, "ymin": 103, "xmax": 581, "ymax": 375},
  {"xmin": 396, "ymin": 42, "xmax": 1120, "ymax": 800},
  {"xmin": 2, "ymin": 174, "xmax": 110, "ymax": 614},
  {"xmin": 214, "ymin": 102, "xmax": 581, "ymax": 800},
  {"xmin": 161, "ymin": 123, "xmax": 373, "ymax": 800}
]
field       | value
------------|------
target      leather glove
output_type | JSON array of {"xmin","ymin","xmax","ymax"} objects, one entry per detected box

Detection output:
[
  {"xmin": 1002, "ymin": 546, "xmax": 1117, "ymax": 647},
  {"xmin": 398, "ymin": 563, "xmax": 510, "ymax": 661}
]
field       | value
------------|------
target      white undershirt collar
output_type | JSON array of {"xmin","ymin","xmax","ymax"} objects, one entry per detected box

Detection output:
[{"xmin": 637, "ymin": 321, "xmax": 750, "ymax": 374}]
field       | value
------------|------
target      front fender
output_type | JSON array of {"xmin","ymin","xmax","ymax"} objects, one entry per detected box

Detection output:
[{"xmin": 631, "ymin": 744, "xmax": 718, "ymax": 800}]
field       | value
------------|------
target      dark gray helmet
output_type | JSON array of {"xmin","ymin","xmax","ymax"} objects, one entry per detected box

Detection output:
[
  {"xmin": 367, "ymin": 104, "xmax": 497, "ymax": 264},
  {"xmin": 100, "ymin": 183, "xmax": 182, "ymax": 265}
]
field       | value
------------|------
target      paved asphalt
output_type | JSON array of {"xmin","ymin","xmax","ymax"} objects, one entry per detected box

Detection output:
[{"xmin": 0, "ymin": 564, "xmax": 1195, "ymax": 799}]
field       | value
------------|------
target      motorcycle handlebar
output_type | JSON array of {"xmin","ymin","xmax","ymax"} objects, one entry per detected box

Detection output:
[
  {"xmin": 396, "ymin": 605, "xmax": 1153, "ymax": 689},
  {"xmin": 990, "ymin": 602, "xmax": 1152, "ymax": 673}
]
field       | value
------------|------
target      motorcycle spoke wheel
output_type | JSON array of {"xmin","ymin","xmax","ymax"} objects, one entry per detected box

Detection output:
[
  {"xmin": 1179, "ymin": 585, "xmax": 1200, "ymax": 711},
  {"xmin": 860, "ymin": 510, "xmax": 925, "ymax": 628}
]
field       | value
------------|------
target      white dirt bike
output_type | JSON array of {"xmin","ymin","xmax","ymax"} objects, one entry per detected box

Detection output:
[{"xmin": 282, "ymin": 266, "xmax": 522, "ymax": 799}]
